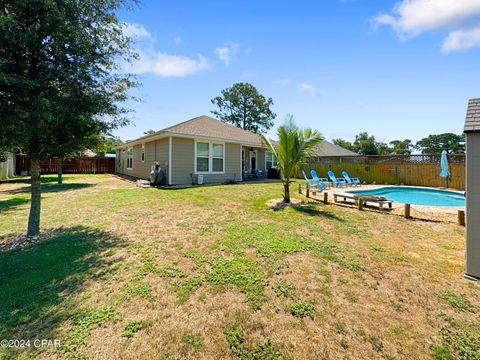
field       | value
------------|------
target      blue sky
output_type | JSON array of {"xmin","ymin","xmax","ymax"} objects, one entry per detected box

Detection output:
[{"xmin": 116, "ymin": 0, "xmax": 480, "ymax": 144}]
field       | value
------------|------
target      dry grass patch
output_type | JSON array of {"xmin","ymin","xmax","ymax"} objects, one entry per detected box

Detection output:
[{"xmin": 1, "ymin": 175, "xmax": 478, "ymax": 359}]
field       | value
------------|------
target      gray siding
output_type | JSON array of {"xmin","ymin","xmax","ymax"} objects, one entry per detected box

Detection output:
[
  {"xmin": 466, "ymin": 132, "xmax": 480, "ymax": 279},
  {"xmin": 171, "ymin": 137, "xmax": 241, "ymax": 185},
  {"xmin": 116, "ymin": 137, "xmax": 170, "ymax": 180}
]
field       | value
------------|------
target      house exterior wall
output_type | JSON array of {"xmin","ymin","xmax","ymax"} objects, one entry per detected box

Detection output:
[
  {"xmin": 171, "ymin": 137, "xmax": 241, "ymax": 185},
  {"xmin": 242, "ymin": 147, "xmax": 267, "ymax": 178},
  {"xmin": 116, "ymin": 138, "xmax": 170, "ymax": 181},
  {"xmin": 465, "ymin": 132, "xmax": 480, "ymax": 279}
]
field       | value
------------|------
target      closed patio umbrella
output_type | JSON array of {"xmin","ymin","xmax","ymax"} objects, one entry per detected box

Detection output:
[{"xmin": 440, "ymin": 150, "xmax": 450, "ymax": 188}]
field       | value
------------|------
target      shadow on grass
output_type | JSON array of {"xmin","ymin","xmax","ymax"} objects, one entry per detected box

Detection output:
[
  {"xmin": 5, "ymin": 183, "xmax": 94, "ymax": 195},
  {"xmin": 0, "ymin": 197, "xmax": 30, "ymax": 213},
  {"xmin": 272, "ymin": 202, "xmax": 344, "ymax": 221},
  {"xmin": 0, "ymin": 175, "xmax": 75, "ymax": 184},
  {"xmin": 0, "ymin": 226, "xmax": 123, "ymax": 356}
]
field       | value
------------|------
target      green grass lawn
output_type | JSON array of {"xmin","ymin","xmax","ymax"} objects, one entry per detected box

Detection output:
[{"xmin": 0, "ymin": 174, "xmax": 478, "ymax": 359}]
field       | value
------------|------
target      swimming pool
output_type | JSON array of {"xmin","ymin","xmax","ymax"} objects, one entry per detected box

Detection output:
[{"xmin": 350, "ymin": 187, "xmax": 465, "ymax": 207}]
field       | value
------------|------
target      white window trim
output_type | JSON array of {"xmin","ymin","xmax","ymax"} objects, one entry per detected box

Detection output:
[
  {"xmin": 168, "ymin": 137, "xmax": 172, "ymax": 185},
  {"xmin": 194, "ymin": 140, "xmax": 225, "ymax": 174},
  {"xmin": 126, "ymin": 147, "xmax": 133, "ymax": 170},
  {"xmin": 141, "ymin": 144, "xmax": 145, "ymax": 163},
  {"xmin": 265, "ymin": 151, "xmax": 277, "ymax": 170}
]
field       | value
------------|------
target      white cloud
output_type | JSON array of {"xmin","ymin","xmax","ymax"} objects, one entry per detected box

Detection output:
[
  {"xmin": 121, "ymin": 23, "xmax": 212, "ymax": 77},
  {"xmin": 128, "ymin": 50, "xmax": 211, "ymax": 77},
  {"xmin": 174, "ymin": 36, "xmax": 182, "ymax": 45},
  {"xmin": 214, "ymin": 43, "xmax": 240, "ymax": 65},
  {"xmin": 298, "ymin": 83, "xmax": 316, "ymax": 97},
  {"xmin": 374, "ymin": 0, "xmax": 480, "ymax": 52},
  {"xmin": 374, "ymin": 0, "xmax": 480, "ymax": 37},
  {"xmin": 443, "ymin": 25, "xmax": 480, "ymax": 52},
  {"xmin": 123, "ymin": 22, "xmax": 151, "ymax": 40}
]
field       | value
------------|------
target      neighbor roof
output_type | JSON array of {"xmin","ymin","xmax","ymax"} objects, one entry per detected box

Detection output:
[
  {"xmin": 465, "ymin": 98, "xmax": 480, "ymax": 132},
  {"xmin": 312, "ymin": 141, "xmax": 358, "ymax": 157}
]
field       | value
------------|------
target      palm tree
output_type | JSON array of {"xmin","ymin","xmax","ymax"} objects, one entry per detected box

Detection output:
[{"xmin": 262, "ymin": 115, "xmax": 324, "ymax": 203}]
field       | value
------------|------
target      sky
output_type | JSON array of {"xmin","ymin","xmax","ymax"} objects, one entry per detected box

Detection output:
[{"xmin": 115, "ymin": 0, "xmax": 480, "ymax": 144}]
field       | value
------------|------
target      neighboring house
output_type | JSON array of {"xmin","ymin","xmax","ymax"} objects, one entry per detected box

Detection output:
[
  {"xmin": 0, "ymin": 153, "xmax": 16, "ymax": 179},
  {"xmin": 116, "ymin": 115, "xmax": 355, "ymax": 185}
]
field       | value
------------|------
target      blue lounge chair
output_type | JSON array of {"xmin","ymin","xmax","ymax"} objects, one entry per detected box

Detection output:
[
  {"xmin": 310, "ymin": 170, "xmax": 330, "ymax": 189},
  {"xmin": 328, "ymin": 170, "xmax": 347, "ymax": 188},
  {"xmin": 342, "ymin": 171, "xmax": 361, "ymax": 187},
  {"xmin": 302, "ymin": 170, "xmax": 323, "ymax": 192}
]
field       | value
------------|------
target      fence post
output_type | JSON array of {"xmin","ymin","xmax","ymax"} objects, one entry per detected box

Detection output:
[
  {"xmin": 306, "ymin": 187, "xmax": 310, "ymax": 198},
  {"xmin": 298, "ymin": 184, "xmax": 302, "ymax": 194},
  {"xmin": 357, "ymin": 198, "xmax": 363, "ymax": 211},
  {"xmin": 323, "ymin": 192, "xmax": 328, "ymax": 204},
  {"xmin": 404, "ymin": 204, "xmax": 411, "ymax": 219},
  {"xmin": 458, "ymin": 210, "xmax": 465, "ymax": 226}
]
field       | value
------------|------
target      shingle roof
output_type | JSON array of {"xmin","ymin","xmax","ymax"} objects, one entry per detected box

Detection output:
[
  {"xmin": 465, "ymin": 98, "xmax": 480, "ymax": 132},
  {"xmin": 313, "ymin": 141, "xmax": 358, "ymax": 156},
  {"xmin": 163, "ymin": 115, "xmax": 264, "ymax": 146},
  {"xmin": 120, "ymin": 115, "xmax": 358, "ymax": 156}
]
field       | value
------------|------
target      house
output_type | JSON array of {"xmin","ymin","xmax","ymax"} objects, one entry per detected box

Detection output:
[
  {"xmin": 0, "ymin": 153, "xmax": 16, "ymax": 179},
  {"xmin": 464, "ymin": 98, "xmax": 480, "ymax": 281},
  {"xmin": 115, "ymin": 115, "xmax": 357, "ymax": 185}
]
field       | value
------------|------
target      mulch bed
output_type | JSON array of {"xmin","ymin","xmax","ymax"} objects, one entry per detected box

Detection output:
[{"xmin": 0, "ymin": 231, "xmax": 53, "ymax": 252}]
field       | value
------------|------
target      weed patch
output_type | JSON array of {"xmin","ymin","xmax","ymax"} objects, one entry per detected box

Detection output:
[
  {"xmin": 224, "ymin": 326, "xmax": 290, "ymax": 359},
  {"xmin": 124, "ymin": 320, "xmax": 145, "ymax": 337},
  {"xmin": 123, "ymin": 282, "xmax": 153, "ymax": 300},
  {"xmin": 181, "ymin": 333, "xmax": 204, "ymax": 350},
  {"xmin": 290, "ymin": 300, "xmax": 315, "ymax": 318},
  {"xmin": 273, "ymin": 279, "xmax": 295, "ymax": 299},
  {"xmin": 174, "ymin": 277, "xmax": 202, "ymax": 304},
  {"xmin": 63, "ymin": 307, "xmax": 117, "ymax": 354},
  {"xmin": 436, "ymin": 314, "xmax": 480, "ymax": 359},
  {"xmin": 209, "ymin": 257, "xmax": 265, "ymax": 309},
  {"xmin": 439, "ymin": 291, "xmax": 476, "ymax": 312}
]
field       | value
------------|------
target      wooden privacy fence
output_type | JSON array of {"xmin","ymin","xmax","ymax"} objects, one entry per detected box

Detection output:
[
  {"xmin": 297, "ymin": 154, "xmax": 465, "ymax": 190},
  {"xmin": 16, "ymin": 156, "xmax": 116, "ymax": 175}
]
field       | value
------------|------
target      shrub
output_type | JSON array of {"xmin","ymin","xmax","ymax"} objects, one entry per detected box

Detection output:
[{"xmin": 267, "ymin": 167, "xmax": 281, "ymax": 179}]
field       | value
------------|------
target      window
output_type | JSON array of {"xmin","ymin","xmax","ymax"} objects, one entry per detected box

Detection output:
[
  {"xmin": 212, "ymin": 144, "xmax": 224, "ymax": 172},
  {"xmin": 141, "ymin": 144, "xmax": 145, "ymax": 162},
  {"xmin": 266, "ymin": 151, "xmax": 277, "ymax": 169},
  {"xmin": 195, "ymin": 141, "xmax": 224, "ymax": 173},
  {"xmin": 126, "ymin": 148, "xmax": 133, "ymax": 169},
  {"xmin": 196, "ymin": 142, "xmax": 210, "ymax": 172}
]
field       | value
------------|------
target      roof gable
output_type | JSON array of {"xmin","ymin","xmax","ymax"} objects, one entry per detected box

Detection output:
[
  {"xmin": 465, "ymin": 98, "xmax": 480, "ymax": 133},
  {"xmin": 163, "ymin": 116, "xmax": 264, "ymax": 146}
]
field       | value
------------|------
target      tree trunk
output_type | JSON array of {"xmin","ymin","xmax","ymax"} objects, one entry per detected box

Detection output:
[
  {"xmin": 283, "ymin": 182, "xmax": 290, "ymax": 203},
  {"xmin": 57, "ymin": 156, "xmax": 63, "ymax": 184},
  {"xmin": 27, "ymin": 158, "xmax": 41, "ymax": 237}
]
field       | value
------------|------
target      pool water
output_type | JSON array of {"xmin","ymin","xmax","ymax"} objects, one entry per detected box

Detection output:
[{"xmin": 350, "ymin": 187, "xmax": 465, "ymax": 207}]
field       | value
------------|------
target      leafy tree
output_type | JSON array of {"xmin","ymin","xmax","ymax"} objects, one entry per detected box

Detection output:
[
  {"xmin": 144, "ymin": 129, "xmax": 157, "ymax": 135},
  {"xmin": 376, "ymin": 142, "xmax": 392, "ymax": 155},
  {"xmin": 90, "ymin": 134, "xmax": 124, "ymax": 156},
  {"xmin": 0, "ymin": 0, "xmax": 137, "ymax": 236},
  {"xmin": 389, "ymin": 139, "xmax": 413, "ymax": 155},
  {"xmin": 353, "ymin": 132, "xmax": 379, "ymax": 155},
  {"xmin": 262, "ymin": 115, "xmax": 323, "ymax": 203},
  {"xmin": 416, "ymin": 133, "xmax": 465, "ymax": 154},
  {"xmin": 211, "ymin": 82, "xmax": 276, "ymax": 134},
  {"xmin": 332, "ymin": 138, "xmax": 355, "ymax": 152}
]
